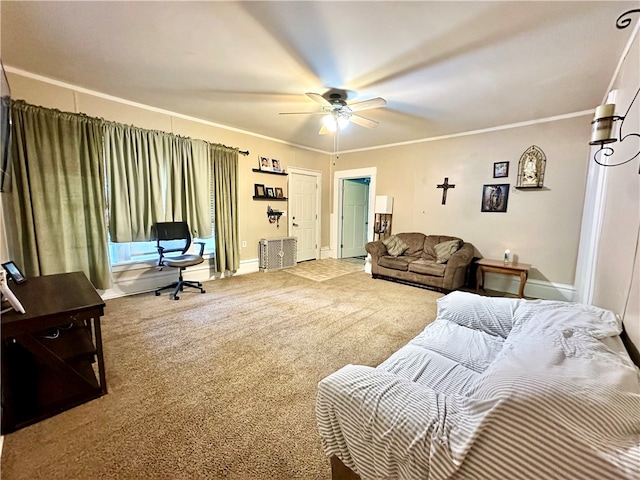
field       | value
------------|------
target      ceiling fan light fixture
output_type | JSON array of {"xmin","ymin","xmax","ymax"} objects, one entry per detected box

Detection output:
[{"xmin": 322, "ymin": 113, "xmax": 350, "ymax": 132}]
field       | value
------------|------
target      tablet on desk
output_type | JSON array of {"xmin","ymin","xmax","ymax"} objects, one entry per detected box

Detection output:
[{"xmin": 2, "ymin": 261, "xmax": 26, "ymax": 284}]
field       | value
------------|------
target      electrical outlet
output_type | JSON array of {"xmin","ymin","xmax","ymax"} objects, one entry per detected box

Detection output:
[{"xmin": 242, "ymin": 241, "xmax": 247, "ymax": 248}]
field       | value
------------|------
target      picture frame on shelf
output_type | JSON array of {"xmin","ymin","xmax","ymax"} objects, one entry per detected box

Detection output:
[
  {"xmin": 259, "ymin": 156, "xmax": 271, "ymax": 171},
  {"xmin": 493, "ymin": 161, "xmax": 509, "ymax": 178},
  {"xmin": 271, "ymin": 158, "xmax": 282, "ymax": 172},
  {"xmin": 266, "ymin": 187, "xmax": 275, "ymax": 198},
  {"xmin": 275, "ymin": 187, "xmax": 284, "ymax": 198},
  {"xmin": 254, "ymin": 183, "xmax": 266, "ymax": 197},
  {"xmin": 481, "ymin": 184, "xmax": 510, "ymax": 213}
]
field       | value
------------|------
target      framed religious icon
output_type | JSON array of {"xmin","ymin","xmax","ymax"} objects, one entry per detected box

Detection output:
[
  {"xmin": 481, "ymin": 184, "xmax": 510, "ymax": 212},
  {"xmin": 516, "ymin": 145, "xmax": 546, "ymax": 188},
  {"xmin": 493, "ymin": 161, "xmax": 509, "ymax": 178}
]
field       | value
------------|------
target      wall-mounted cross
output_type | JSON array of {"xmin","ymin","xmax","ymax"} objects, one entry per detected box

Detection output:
[{"xmin": 436, "ymin": 177, "xmax": 456, "ymax": 205}]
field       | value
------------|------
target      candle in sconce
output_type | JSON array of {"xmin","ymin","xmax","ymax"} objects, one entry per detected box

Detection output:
[
  {"xmin": 504, "ymin": 249, "xmax": 511, "ymax": 264},
  {"xmin": 590, "ymin": 103, "xmax": 616, "ymax": 144}
]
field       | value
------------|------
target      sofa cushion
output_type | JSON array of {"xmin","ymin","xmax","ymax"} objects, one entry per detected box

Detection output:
[
  {"xmin": 378, "ymin": 255, "xmax": 411, "ymax": 271},
  {"xmin": 434, "ymin": 239, "xmax": 462, "ymax": 263},
  {"xmin": 423, "ymin": 235, "xmax": 463, "ymax": 259},
  {"xmin": 408, "ymin": 258, "xmax": 446, "ymax": 277},
  {"xmin": 395, "ymin": 232, "xmax": 427, "ymax": 257},
  {"xmin": 382, "ymin": 234, "xmax": 409, "ymax": 257}
]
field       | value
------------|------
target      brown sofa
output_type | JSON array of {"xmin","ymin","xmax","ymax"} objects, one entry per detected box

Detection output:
[{"xmin": 365, "ymin": 233, "xmax": 474, "ymax": 291}]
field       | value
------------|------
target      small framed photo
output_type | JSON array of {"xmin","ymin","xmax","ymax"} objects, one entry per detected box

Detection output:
[
  {"xmin": 274, "ymin": 187, "xmax": 284, "ymax": 198},
  {"xmin": 493, "ymin": 161, "xmax": 509, "ymax": 178},
  {"xmin": 254, "ymin": 183, "xmax": 266, "ymax": 197},
  {"xmin": 259, "ymin": 156, "xmax": 271, "ymax": 171},
  {"xmin": 265, "ymin": 187, "xmax": 275, "ymax": 198},
  {"xmin": 481, "ymin": 184, "xmax": 510, "ymax": 213},
  {"xmin": 2, "ymin": 261, "xmax": 26, "ymax": 283},
  {"xmin": 271, "ymin": 158, "xmax": 282, "ymax": 172}
]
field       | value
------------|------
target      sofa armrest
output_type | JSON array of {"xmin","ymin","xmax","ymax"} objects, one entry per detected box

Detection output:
[
  {"xmin": 442, "ymin": 243, "xmax": 475, "ymax": 290},
  {"xmin": 365, "ymin": 241, "xmax": 387, "ymax": 259},
  {"xmin": 447, "ymin": 242, "xmax": 474, "ymax": 268},
  {"xmin": 317, "ymin": 364, "xmax": 442, "ymax": 479}
]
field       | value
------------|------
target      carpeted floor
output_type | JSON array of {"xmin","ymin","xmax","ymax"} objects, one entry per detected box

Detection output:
[{"xmin": 1, "ymin": 267, "xmax": 442, "ymax": 480}]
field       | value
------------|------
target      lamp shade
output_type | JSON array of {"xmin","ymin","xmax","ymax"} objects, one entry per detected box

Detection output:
[{"xmin": 375, "ymin": 195, "xmax": 394, "ymax": 214}]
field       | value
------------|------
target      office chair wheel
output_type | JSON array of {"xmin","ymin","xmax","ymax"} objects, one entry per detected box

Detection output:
[
  {"xmin": 201, "ymin": 289, "xmax": 206, "ymax": 294},
  {"xmin": 174, "ymin": 295, "xmax": 180, "ymax": 300},
  {"xmin": 155, "ymin": 291, "xmax": 160, "ymax": 296}
]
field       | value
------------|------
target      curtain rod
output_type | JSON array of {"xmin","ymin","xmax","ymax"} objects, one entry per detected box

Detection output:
[{"xmin": 239, "ymin": 150, "xmax": 249, "ymax": 156}]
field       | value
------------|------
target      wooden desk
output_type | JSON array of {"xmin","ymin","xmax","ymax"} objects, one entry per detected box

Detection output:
[
  {"xmin": 1, "ymin": 271, "xmax": 106, "ymax": 433},
  {"xmin": 475, "ymin": 258, "xmax": 531, "ymax": 298}
]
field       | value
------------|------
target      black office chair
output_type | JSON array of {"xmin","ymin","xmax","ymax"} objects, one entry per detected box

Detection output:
[{"xmin": 152, "ymin": 221, "xmax": 206, "ymax": 300}]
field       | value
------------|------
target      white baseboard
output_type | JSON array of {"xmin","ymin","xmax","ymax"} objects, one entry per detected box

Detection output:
[
  {"xmin": 483, "ymin": 273, "xmax": 575, "ymax": 301},
  {"xmin": 320, "ymin": 246, "xmax": 332, "ymax": 260}
]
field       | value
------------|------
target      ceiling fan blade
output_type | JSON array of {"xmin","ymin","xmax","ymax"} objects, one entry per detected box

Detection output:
[
  {"xmin": 306, "ymin": 92, "xmax": 332, "ymax": 106},
  {"xmin": 279, "ymin": 111, "xmax": 326, "ymax": 115},
  {"xmin": 318, "ymin": 124, "xmax": 331, "ymax": 135},
  {"xmin": 348, "ymin": 97, "xmax": 387, "ymax": 112},
  {"xmin": 350, "ymin": 114, "xmax": 379, "ymax": 129}
]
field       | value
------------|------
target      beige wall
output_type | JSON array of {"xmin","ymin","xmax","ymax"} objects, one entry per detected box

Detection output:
[
  {"xmin": 339, "ymin": 116, "xmax": 591, "ymax": 293},
  {"xmin": 6, "ymin": 68, "xmax": 633, "ymax": 310},
  {"xmin": 5, "ymin": 72, "xmax": 331, "ymax": 264}
]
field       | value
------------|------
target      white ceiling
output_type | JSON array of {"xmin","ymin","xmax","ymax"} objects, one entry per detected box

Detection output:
[{"xmin": 2, "ymin": 1, "xmax": 638, "ymax": 153}]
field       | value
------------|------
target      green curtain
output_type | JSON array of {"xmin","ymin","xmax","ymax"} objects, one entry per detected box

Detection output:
[
  {"xmin": 211, "ymin": 144, "xmax": 239, "ymax": 273},
  {"xmin": 104, "ymin": 123, "xmax": 211, "ymax": 241},
  {"xmin": 167, "ymin": 137, "xmax": 211, "ymax": 238},
  {"xmin": 7, "ymin": 101, "xmax": 111, "ymax": 289}
]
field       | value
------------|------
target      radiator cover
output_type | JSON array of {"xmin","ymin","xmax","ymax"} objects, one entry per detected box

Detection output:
[{"xmin": 259, "ymin": 237, "xmax": 297, "ymax": 272}]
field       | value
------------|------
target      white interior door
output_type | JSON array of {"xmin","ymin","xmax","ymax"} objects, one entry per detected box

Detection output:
[
  {"xmin": 289, "ymin": 171, "xmax": 319, "ymax": 262},
  {"xmin": 341, "ymin": 179, "xmax": 369, "ymax": 258}
]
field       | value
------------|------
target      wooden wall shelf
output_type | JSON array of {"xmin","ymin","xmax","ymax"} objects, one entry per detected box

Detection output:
[
  {"xmin": 253, "ymin": 196, "xmax": 287, "ymax": 201},
  {"xmin": 252, "ymin": 168, "xmax": 288, "ymax": 176}
]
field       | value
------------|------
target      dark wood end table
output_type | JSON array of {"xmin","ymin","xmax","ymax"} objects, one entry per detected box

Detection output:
[{"xmin": 1, "ymin": 271, "xmax": 107, "ymax": 433}]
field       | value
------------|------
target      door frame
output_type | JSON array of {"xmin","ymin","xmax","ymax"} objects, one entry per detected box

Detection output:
[
  {"xmin": 288, "ymin": 167, "xmax": 322, "ymax": 261},
  {"xmin": 332, "ymin": 167, "xmax": 377, "ymax": 259}
]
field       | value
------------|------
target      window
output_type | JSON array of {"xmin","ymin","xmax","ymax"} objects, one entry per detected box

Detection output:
[{"xmin": 108, "ymin": 228, "xmax": 215, "ymax": 267}]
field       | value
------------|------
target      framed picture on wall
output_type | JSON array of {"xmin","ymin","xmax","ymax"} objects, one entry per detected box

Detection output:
[
  {"xmin": 493, "ymin": 161, "xmax": 509, "ymax": 178},
  {"xmin": 481, "ymin": 184, "xmax": 510, "ymax": 212},
  {"xmin": 266, "ymin": 187, "xmax": 275, "ymax": 197},
  {"xmin": 275, "ymin": 187, "xmax": 283, "ymax": 198},
  {"xmin": 271, "ymin": 158, "xmax": 282, "ymax": 172},
  {"xmin": 254, "ymin": 184, "xmax": 265, "ymax": 197},
  {"xmin": 259, "ymin": 156, "xmax": 271, "ymax": 171}
]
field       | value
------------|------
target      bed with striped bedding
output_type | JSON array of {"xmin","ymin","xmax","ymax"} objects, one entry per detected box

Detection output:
[{"xmin": 316, "ymin": 291, "xmax": 640, "ymax": 480}]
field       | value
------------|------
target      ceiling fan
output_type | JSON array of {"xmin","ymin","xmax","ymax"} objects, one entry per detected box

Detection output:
[{"xmin": 280, "ymin": 90, "xmax": 387, "ymax": 134}]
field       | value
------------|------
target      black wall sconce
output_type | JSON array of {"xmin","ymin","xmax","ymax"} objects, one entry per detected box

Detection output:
[
  {"xmin": 589, "ymin": 9, "xmax": 640, "ymax": 173},
  {"xmin": 267, "ymin": 206, "xmax": 283, "ymax": 228}
]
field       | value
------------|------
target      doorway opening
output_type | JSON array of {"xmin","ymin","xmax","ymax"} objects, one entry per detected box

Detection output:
[
  {"xmin": 333, "ymin": 167, "xmax": 377, "ymax": 260},
  {"xmin": 341, "ymin": 178, "xmax": 370, "ymax": 260}
]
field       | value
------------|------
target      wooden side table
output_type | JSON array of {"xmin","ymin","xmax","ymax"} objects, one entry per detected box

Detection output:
[
  {"xmin": 1, "ymin": 271, "xmax": 107, "ymax": 433},
  {"xmin": 475, "ymin": 258, "xmax": 531, "ymax": 298}
]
